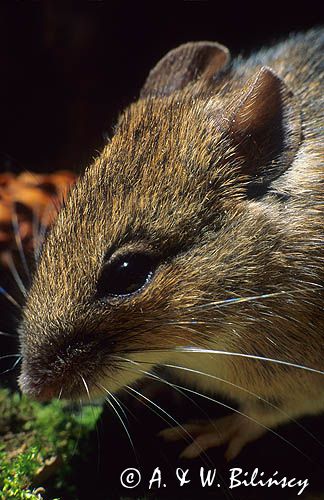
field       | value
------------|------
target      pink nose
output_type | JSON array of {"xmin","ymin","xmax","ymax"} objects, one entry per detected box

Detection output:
[
  {"xmin": 18, "ymin": 372, "xmax": 60, "ymax": 401},
  {"xmin": 33, "ymin": 385, "xmax": 60, "ymax": 401}
]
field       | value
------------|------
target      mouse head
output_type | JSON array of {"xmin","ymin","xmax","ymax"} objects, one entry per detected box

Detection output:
[{"xmin": 18, "ymin": 41, "xmax": 301, "ymax": 401}]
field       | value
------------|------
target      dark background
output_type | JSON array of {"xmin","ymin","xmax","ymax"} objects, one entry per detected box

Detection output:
[
  {"xmin": 0, "ymin": 2, "xmax": 324, "ymax": 499},
  {"xmin": 0, "ymin": 1, "xmax": 321, "ymax": 175}
]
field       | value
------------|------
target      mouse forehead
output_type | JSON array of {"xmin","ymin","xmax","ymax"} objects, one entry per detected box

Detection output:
[
  {"xmin": 25, "ymin": 94, "xmax": 234, "ymax": 318},
  {"xmin": 71, "ymin": 95, "xmax": 227, "ymax": 237},
  {"xmin": 102, "ymin": 95, "xmax": 229, "ymax": 209}
]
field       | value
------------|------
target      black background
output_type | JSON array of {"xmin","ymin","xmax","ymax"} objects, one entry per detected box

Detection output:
[
  {"xmin": 0, "ymin": 2, "xmax": 324, "ymax": 499},
  {"xmin": 0, "ymin": 1, "xmax": 321, "ymax": 174}
]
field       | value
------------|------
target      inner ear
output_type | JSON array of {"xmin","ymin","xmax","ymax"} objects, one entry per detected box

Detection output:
[
  {"xmin": 227, "ymin": 67, "xmax": 301, "ymax": 193},
  {"xmin": 141, "ymin": 41, "xmax": 230, "ymax": 98}
]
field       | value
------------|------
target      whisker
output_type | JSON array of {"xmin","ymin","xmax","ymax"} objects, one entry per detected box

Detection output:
[
  {"xmin": 123, "ymin": 367, "xmax": 233, "ymax": 494},
  {"xmin": 110, "ymin": 390, "xmax": 139, "ymax": 422},
  {"xmin": 124, "ymin": 384, "xmax": 219, "ymax": 474},
  {"xmin": 163, "ymin": 377, "xmax": 316, "ymax": 465},
  {"xmin": 126, "ymin": 384, "xmax": 190, "ymax": 439},
  {"xmin": 124, "ymin": 361, "xmax": 229, "ymax": 439},
  {"xmin": 0, "ymin": 353, "xmax": 21, "ymax": 361},
  {"xmin": 5, "ymin": 252, "xmax": 27, "ymax": 297},
  {"xmin": 31, "ymin": 205, "xmax": 42, "ymax": 264},
  {"xmin": 163, "ymin": 362, "xmax": 324, "ymax": 451},
  {"xmin": 116, "ymin": 352, "xmax": 324, "ymax": 453},
  {"xmin": 70, "ymin": 399, "xmax": 85, "ymax": 459},
  {"xmin": 123, "ymin": 384, "xmax": 174, "ymax": 428},
  {"xmin": 125, "ymin": 384, "xmax": 214, "ymax": 465},
  {"xmin": 0, "ymin": 355, "xmax": 22, "ymax": 376},
  {"xmin": 173, "ymin": 346, "xmax": 324, "ymax": 376},
  {"xmin": 0, "ymin": 286, "xmax": 21, "ymax": 309},
  {"xmin": 11, "ymin": 207, "xmax": 31, "ymax": 281},
  {"xmin": 79, "ymin": 373, "xmax": 91, "ymax": 403},
  {"xmin": 121, "ymin": 383, "xmax": 227, "ymax": 493},
  {"xmin": 196, "ymin": 290, "xmax": 291, "ymax": 309},
  {"xmin": 98, "ymin": 383, "xmax": 137, "ymax": 461},
  {"xmin": 123, "ymin": 345, "xmax": 324, "ymax": 377},
  {"xmin": 117, "ymin": 350, "xmax": 225, "ymax": 414},
  {"xmin": 0, "ymin": 330, "xmax": 17, "ymax": 338},
  {"xmin": 97, "ymin": 382, "xmax": 129, "ymax": 423},
  {"xmin": 187, "ymin": 285, "xmax": 322, "ymax": 312},
  {"xmin": 57, "ymin": 386, "xmax": 63, "ymax": 400},
  {"xmin": 78, "ymin": 373, "xmax": 104, "ymax": 471}
]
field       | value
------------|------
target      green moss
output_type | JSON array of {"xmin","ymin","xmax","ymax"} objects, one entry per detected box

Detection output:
[{"xmin": 0, "ymin": 389, "xmax": 102, "ymax": 499}]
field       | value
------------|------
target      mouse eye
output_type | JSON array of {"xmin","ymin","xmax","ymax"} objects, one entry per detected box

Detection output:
[{"xmin": 97, "ymin": 252, "xmax": 156, "ymax": 298}]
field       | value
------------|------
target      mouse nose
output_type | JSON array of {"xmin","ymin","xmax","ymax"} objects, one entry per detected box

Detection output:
[
  {"xmin": 18, "ymin": 328, "xmax": 99, "ymax": 401},
  {"xmin": 18, "ymin": 370, "xmax": 61, "ymax": 401}
]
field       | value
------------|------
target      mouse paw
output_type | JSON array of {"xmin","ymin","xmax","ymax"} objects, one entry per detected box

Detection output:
[{"xmin": 159, "ymin": 414, "xmax": 266, "ymax": 461}]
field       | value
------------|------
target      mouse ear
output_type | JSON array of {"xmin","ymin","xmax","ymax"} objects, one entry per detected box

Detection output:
[
  {"xmin": 227, "ymin": 66, "xmax": 301, "ymax": 193},
  {"xmin": 140, "ymin": 41, "xmax": 230, "ymax": 98}
]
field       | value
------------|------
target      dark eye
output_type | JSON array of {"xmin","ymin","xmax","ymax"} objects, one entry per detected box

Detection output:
[{"xmin": 97, "ymin": 252, "xmax": 156, "ymax": 298}]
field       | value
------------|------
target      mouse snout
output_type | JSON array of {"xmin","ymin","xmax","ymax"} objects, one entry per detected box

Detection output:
[
  {"xmin": 18, "ymin": 367, "xmax": 61, "ymax": 402},
  {"xmin": 18, "ymin": 330, "xmax": 102, "ymax": 402},
  {"xmin": 18, "ymin": 352, "xmax": 77, "ymax": 402}
]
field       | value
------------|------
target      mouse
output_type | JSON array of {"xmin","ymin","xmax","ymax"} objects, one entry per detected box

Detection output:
[{"xmin": 18, "ymin": 27, "xmax": 323, "ymax": 461}]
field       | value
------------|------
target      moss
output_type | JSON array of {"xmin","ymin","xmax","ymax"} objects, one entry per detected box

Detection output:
[{"xmin": 0, "ymin": 389, "xmax": 102, "ymax": 499}]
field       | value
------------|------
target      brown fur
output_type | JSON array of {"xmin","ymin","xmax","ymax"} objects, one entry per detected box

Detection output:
[{"xmin": 19, "ymin": 29, "xmax": 323, "ymax": 440}]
